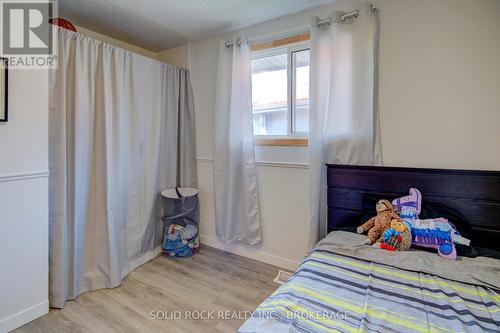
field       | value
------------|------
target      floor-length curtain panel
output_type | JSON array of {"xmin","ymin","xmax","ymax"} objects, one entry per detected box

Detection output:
[
  {"xmin": 49, "ymin": 28, "xmax": 196, "ymax": 308},
  {"xmin": 213, "ymin": 36, "xmax": 262, "ymax": 245},
  {"xmin": 308, "ymin": 3, "xmax": 382, "ymax": 248}
]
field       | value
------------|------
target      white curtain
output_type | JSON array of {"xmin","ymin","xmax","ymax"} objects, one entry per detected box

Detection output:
[
  {"xmin": 213, "ymin": 36, "xmax": 262, "ymax": 245},
  {"xmin": 308, "ymin": 3, "xmax": 382, "ymax": 248},
  {"xmin": 49, "ymin": 28, "xmax": 196, "ymax": 308}
]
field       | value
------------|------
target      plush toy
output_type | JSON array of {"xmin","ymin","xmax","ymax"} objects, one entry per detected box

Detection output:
[
  {"xmin": 404, "ymin": 218, "xmax": 471, "ymax": 260},
  {"xmin": 380, "ymin": 219, "xmax": 412, "ymax": 251},
  {"xmin": 357, "ymin": 200, "xmax": 403, "ymax": 245},
  {"xmin": 391, "ymin": 188, "xmax": 471, "ymax": 259},
  {"xmin": 392, "ymin": 188, "xmax": 422, "ymax": 219}
]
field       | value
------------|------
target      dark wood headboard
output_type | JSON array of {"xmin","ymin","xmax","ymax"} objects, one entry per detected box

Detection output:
[{"xmin": 327, "ymin": 164, "xmax": 500, "ymax": 251}]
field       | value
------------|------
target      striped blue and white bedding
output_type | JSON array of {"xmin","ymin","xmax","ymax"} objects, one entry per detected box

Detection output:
[{"xmin": 239, "ymin": 231, "xmax": 500, "ymax": 333}]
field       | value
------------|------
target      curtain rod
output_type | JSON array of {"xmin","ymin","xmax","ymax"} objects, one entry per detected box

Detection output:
[
  {"xmin": 316, "ymin": 10, "xmax": 357, "ymax": 27},
  {"xmin": 317, "ymin": 3, "xmax": 377, "ymax": 27},
  {"xmin": 225, "ymin": 4, "xmax": 376, "ymax": 47},
  {"xmin": 225, "ymin": 40, "xmax": 240, "ymax": 48}
]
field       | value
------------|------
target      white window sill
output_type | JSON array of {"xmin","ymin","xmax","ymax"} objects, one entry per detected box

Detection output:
[{"xmin": 254, "ymin": 137, "xmax": 308, "ymax": 147}]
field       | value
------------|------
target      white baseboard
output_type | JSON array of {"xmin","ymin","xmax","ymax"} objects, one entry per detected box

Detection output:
[
  {"xmin": 199, "ymin": 235, "xmax": 300, "ymax": 271},
  {"xmin": 0, "ymin": 300, "xmax": 49, "ymax": 333}
]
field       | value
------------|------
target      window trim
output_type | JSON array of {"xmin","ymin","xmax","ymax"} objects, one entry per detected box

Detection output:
[
  {"xmin": 251, "ymin": 32, "xmax": 310, "ymax": 52},
  {"xmin": 290, "ymin": 47, "xmax": 310, "ymax": 135},
  {"xmin": 254, "ymin": 137, "xmax": 308, "ymax": 146},
  {"xmin": 251, "ymin": 38, "xmax": 310, "ymax": 146}
]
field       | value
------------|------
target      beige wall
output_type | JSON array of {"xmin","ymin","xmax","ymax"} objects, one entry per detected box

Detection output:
[
  {"xmin": 165, "ymin": 0, "xmax": 500, "ymax": 269},
  {"xmin": 156, "ymin": 44, "xmax": 191, "ymax": 69},
  {"xmin": 377, "ymin": 0, "xmax": 500, "ymax": 170}
]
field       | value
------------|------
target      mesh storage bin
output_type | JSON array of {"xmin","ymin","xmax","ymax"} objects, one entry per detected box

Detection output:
[{"xmin": 161, "ymin": 187, "xmax": 200, "ymax": 258}]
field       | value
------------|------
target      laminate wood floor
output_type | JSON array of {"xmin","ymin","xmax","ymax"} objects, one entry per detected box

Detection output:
[{"xmin": 14, "ymin": 246, "xmax": 281, "ymax": 333}]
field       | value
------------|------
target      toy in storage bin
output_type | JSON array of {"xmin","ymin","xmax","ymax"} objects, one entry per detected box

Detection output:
[{"xmin": 161, "ymin": 187, "xmax": 200, "ymax": 258}]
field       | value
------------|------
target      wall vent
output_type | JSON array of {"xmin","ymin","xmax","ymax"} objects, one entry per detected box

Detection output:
[{"xmin": 273, "ymin": 270, "xmax": 293, "ymax": 285}]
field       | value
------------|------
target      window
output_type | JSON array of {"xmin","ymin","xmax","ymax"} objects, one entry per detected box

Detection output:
[
  {"xmin": 251, "ymin": 39, "xmax": 310, "ymax": 142},
  {"xmin": 251, "ymin": 52, "xmax": 288, "ymax": 136},
  {"xmin": 291, "ymin": 49, "xmax": 310, "ymax": 133}
]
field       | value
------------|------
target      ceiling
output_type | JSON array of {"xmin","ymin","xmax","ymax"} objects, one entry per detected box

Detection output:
[{"xmin": 58, "ymin": 0, "xmax": 336, "ymax": 52}]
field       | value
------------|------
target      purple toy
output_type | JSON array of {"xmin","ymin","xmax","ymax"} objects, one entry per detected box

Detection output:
[
  {"xmin": 403, "ymin": 218, "xmax": 459, "ymax": 260},
  {"xmin": 392, "ymin": 188, "xmax": 422, "ymax": 219},
  {"xmin": 393, "ymin": 188, "xmax": 470, "ymax": 260}
]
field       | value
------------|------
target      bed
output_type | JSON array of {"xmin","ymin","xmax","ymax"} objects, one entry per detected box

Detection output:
[{"xmin": 239, "ymin": 164, "xmax": 500, "ymax": 333}]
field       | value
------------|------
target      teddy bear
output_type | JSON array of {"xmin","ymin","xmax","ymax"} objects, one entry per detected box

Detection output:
[
  {"xmin": 380, "ymin": 219, "xmax": 412, "ymax": 251},
  {"xmin": 357, "ymin": 199, "xmax": 403, "ymax": 245}
]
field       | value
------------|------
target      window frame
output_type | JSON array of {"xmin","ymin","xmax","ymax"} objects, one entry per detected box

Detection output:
[{"xmin": 250, "ymin": 40, "xmax": 310, "ymax": 146}]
